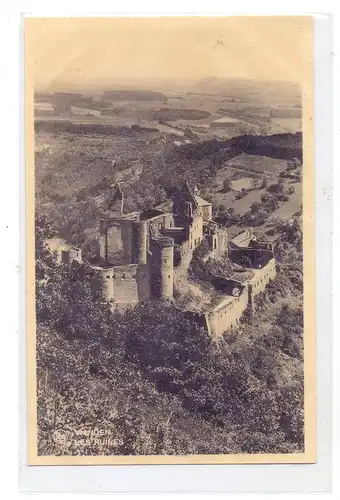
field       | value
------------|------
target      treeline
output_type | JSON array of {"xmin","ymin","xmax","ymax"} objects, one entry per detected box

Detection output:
[
  {"xmin": 34, "ymin": 120, "xmax": 148, "ymax": 137},
  {"xmin": 175, "ymin": 132, "xmax": 302, "ymax": 163}
]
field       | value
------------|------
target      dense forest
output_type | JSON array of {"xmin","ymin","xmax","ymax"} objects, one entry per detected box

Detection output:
[{"xmin": 36, "ymin": 213, "xmax": 304, "ymax": 456}]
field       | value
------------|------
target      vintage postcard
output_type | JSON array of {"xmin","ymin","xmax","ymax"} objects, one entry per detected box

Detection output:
[{"xmin": 25, "ymin": 16, "xmax": 315, "ymax": 465}]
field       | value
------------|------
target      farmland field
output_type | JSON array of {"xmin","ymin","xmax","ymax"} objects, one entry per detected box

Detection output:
[
  {"xmin": 225, "ymin": 153, "xmax": 288, "ymax": 175},
  {"xmin": 270, "ymin": 118, "xmax": 302, "ymax": 133}
]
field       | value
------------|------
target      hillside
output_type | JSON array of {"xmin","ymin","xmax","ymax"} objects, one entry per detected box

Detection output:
[
  {"xmin": 36, "ymin": 214, "xmax": 304, "ymax": 455},
  {"xmin": 35, "ymin": 129, "xmax": 302, "ymax": 249}
]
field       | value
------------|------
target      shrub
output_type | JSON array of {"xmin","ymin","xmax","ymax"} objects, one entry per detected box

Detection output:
[{"xmin": 222, "ymin": 178, "xmax": 232, "ymax": 192}]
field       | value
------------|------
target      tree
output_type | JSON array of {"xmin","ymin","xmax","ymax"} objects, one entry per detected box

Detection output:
[
  {"xmin": 250, "ymin": 201, "xmax": 261, "ymax": 214},
  {"xmin": 35, "ymin": 214, "xmax": 57, "ymax": 281},
  {"xmin": 75, "ymin": 187, "xmax": 87, "ymax": 202}
]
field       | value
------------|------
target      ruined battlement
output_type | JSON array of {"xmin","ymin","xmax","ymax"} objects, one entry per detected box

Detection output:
[
  {"xmin": 85, "ymin": 182, "xmax": 276, "ymax": 335},
  {"xmin": 155, "ymin": 236, "xmax": 175, "ymax": 248}
]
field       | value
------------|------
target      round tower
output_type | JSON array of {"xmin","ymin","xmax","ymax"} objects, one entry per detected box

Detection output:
[
  {"xmin": 157, "ymin": 236, "xmax": 174, "ymax": 299},
  {"xmin": 95, "ymin": 266, "xmax": 114, "ymax": 302},
  {"xmin": 136, "ymin": 220, "xmax": 148, "ymax": 264}
]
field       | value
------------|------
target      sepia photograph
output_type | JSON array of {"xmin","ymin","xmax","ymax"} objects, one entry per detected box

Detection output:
[{"xmin": 25, "ymin": 16, "xmax": 315, "ymax": 464}]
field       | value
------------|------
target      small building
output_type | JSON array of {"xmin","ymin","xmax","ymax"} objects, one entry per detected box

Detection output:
[
  {"xmin": 60, "ymin": 245, "xmax": 82, "ymax": 264},
  {"xmin": 194, "ymin": 194, "xmax": 213, "ymax": 220}
]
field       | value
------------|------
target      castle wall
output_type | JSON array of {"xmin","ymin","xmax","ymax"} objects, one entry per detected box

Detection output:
[
  {"xmin": 149, "ymin": 237, "xmax": 174, "ymax": 299},
  {"xmin": 147, "ymin": 213, "xmax": 174, "ymax": 236},
  {"xmin": 99, "ymin": 233, "xmax": 107, "ymax": 261},
  {"xmin": 99, "ymin": 267, "xmax": 115, "ymax": 302},
  {"xmin": 217, "ymin": 228, "xmax": 228, "ymax": 256},
  {"xmin": 201, "ymin": 258, "xmax": 277, "ymax": 339},
  {"xmin": 249, "ymin": 258, "xmax": 276, "ymax": 295},
  {"xmin": 136, "ymin": 264, "xmax": 151, "ymax": 302},
  {"xmin": 189, "ymin": 215, "xmax": 203, "ymax": 249},
  {"xmin": 197, "ymin": 205, "xmax": 212, "ymax": 220},
  {"xmin": 208, "ymin": 289, "xmax": 249, "ymax": 339},
  {"xmin": 133, "ymin": 220, "xmax": 148, "ymax": 264},
  {"xmin": 99, "ymin": 219, "xmax": 135, "ymax": 265},
  {"xmin": 106, "ymin": 226, "xmax": 125, "ymax": 263},
  {"xmin": 174, "ymin": 240, "xmax": 193, "ymax": 279},
  {"xmin": 112, "ymin": 274, "xmax": 139, "ymax": 304},
  {"xmin": 99, "ymin": 264, "xmax": 151, "ymax": 307},
  {"xmin": 162, "ymin": 227, "xmax": 187, "ymax": 245}
]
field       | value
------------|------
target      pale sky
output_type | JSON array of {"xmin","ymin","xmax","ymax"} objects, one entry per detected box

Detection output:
[{"xmin": 25, "ymin": 17, "xmax": 313, "ymax": 91}]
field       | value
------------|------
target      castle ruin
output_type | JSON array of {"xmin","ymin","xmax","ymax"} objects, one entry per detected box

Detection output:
[
  {"xmin": 61, "ymin": 182, "xmax": 277, "ymax": 339},
  {"xmin": 89, "ymin": 181, "xmax": 226, "ymax": 306}
]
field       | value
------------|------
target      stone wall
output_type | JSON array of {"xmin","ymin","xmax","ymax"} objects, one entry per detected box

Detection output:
[
  {"xmin": 249, "ymin": 258, "xmax": 276, "ymax": 295},
  {"xmin": 188, "ymin": 257, "xmax": 277, "ymax": 340},
  {"xmin": 208, "ymin": 289, "xmax": 249, "ymax": 339},
  {"xmin": 174, "ymin": 240, "xmax": 193, "ymax": 279},
  {"xmin": 100, "ymin": 219, "xmax": 134, "ymax": 265},
  {"xmin": 99, "ymin": 264, "xmax": 151, "ymax": 306},
  {"xmin": 147, "ymin": 213, "xmax": 174, "ymax": 237},
  {"xmin": 189, "ymin": 215, "xmax": 203, "ymax": 249},
  {"xmin": 197, "ymin": 204, "xmax": 212, "ymax": 220}
]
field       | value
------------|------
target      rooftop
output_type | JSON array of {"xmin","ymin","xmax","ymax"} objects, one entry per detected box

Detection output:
[
  {"xmin": 230, "ymin": 270, "xmax": 255, "ymax": 283},
  {"xmin": 231, "ymin": 230, "xmax": 254, "ymax": 248},
  {"xmin": 194, "ymin": 195, "xmax": 212, "ymax": 207},
  {"xmin": 140, "ymin": 208, "xmax": 166, "ymax": 220}
]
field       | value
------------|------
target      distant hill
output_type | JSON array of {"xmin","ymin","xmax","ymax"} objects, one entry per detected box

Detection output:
[
  {"xmin": 103, "ymin": 90, "xmax": 168, "ymax": 103},
  {"xmin": 192, "ymin": 78, "xmax": 301, "ymax": 105}
]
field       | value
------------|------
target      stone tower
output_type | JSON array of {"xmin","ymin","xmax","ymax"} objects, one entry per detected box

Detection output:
[{"xmin": 134, "ymin": 220, "xmax": 148, "ymax": 265}]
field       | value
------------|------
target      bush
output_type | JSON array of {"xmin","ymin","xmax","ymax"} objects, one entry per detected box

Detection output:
[{"xmin": 222, "ymin": 178, "xmax": 232, "ymax": 192}]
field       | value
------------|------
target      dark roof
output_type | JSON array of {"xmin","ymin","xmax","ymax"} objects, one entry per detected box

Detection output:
[
  {"xmin": 230, "ymin": 270, "xmax": 255, "ymax": 282},
  {"xmin": 140, "ymin": 209, "xmax": 165, "ymax": 220}
]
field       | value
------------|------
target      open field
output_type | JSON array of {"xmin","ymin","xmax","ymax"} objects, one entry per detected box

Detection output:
[
  {"xmin": 203, "ymin": 152, "xmax": 301, "ymax": 218},
  {"xmin": 270, "ymin": 181, "xmax": 302, "ymax": 220},
  {"xmin": 34, "ymin": 84, "xmax": 302, "ymax": 144},
  {"xmin": 34, "ymin": 85, "xmax": 303, "ymax": 249},
  {"xmin": 225, "ymin": 153, "xmax": 288, "ymax": 176}
]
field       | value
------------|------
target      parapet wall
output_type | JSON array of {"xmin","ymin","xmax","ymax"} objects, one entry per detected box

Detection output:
[
  {"xmin": 249, "ymin": 258, "xmax": 276, "ymax": 296},
  {"xmin": 208, "ymin": 289, "xmax": 249, "ymax": 338},
  {"xmin": 183, "ymin": 257, "xmax": 277, "ymax": 340}
]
